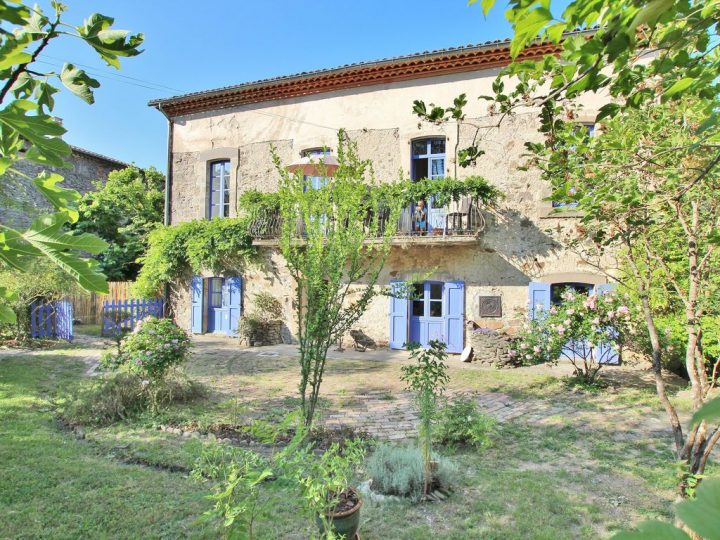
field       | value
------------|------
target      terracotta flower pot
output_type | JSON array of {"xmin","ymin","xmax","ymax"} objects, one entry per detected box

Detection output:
[{"xmin": 316, "ymin": 488, "xmax": 362, "ymax": 540}]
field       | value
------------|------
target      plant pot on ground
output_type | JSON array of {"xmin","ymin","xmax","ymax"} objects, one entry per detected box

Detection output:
[{"xmin": 315, "ymin": 488, "xmax": 362, "ymax": 540}]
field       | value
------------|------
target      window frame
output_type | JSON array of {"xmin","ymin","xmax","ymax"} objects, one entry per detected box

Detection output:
[
  {"xmin": 411, "ymin": 138, "xmax": 446, "ymax": 182},
  {"xmin": 208, "ymin": 160, "xmax": 231, "ymax": 219}
]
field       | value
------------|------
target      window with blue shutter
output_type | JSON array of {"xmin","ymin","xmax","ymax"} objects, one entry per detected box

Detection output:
[
  {"xmin": 594, "ymin": 282, "xmax": 620, "ymax": 364},
  {"xmin": 191, "ymin": 276, "xmax": 204, "ymax": 334},
  {"xmin": 208, "ymin": 160, "xmax": 230, "ymax": 218},
  {"xmin": 528, "ymin": 282, "xmax": 551, "ymax": 320}
]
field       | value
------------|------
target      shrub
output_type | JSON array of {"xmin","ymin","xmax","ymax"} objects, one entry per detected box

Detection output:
[
  {"xmin": 433, "ymin": 396, "xmax": 496, "ymax": 449},
  {"xmin": 63, "ymin": 372, "xmax": 147, "ymax": 426},
  {"xmin": 120, "ymin": 317, "xmax": 191, "ymax": 381},
  {"xmin": 62, "ymin": 371, "xmax": 205, "ymax": 427},
  {"xmin": 366, "ymin": 444, "xmax": 457, "ymax": 501},
  {"xmin": 251, "ymin": 292, "xmax": 283, "ymax": 322},
  {"xmin": 191, "ymin": 444, "xmax": 267, "ymax": 482}
]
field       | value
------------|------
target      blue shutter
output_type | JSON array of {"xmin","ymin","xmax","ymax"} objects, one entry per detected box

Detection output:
[
  {"xmin": 594, "ymin": 283, "xmax": 620, "ymax": 365},
  {"xmin": 444, "ymin": 281, "xmax": 465, "ymax": 353},
  {"xmin": 191, "ymin": 276, "xmax": 204, "ymax": 334},
  {"xmin": 528, "ymin": 282, "xmax": 551, "ymax": 320},
  {"xmin": 388, "ymin": 280, "xmax": 408, "ymax": 349},
  {"xmin": 227, "ymin": 277, "xmax": 242, "ymax": 337}
]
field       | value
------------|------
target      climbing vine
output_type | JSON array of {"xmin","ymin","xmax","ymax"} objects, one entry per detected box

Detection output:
[{"xmin": 134, "ymin": 218, "xmax": 255, "ymax": 298}]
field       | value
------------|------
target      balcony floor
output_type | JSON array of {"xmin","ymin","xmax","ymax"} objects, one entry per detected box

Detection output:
[{"xmin": 252, "ymin": 233, "xmax": 482, "ymax": 247}]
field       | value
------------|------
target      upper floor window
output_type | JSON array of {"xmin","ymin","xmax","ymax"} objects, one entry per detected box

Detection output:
[
  {"xmin": 411, "ymin": 138, "xmax": 445, "ymax": 181},
  {"xmin": 208, "ymin": 160, "xmax": 230, "ymax": 218}
]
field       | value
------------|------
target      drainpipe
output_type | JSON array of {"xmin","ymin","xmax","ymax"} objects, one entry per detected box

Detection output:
[{"xmin": 157, "ymin": 103, "xmax": 174, "ymax": 317}]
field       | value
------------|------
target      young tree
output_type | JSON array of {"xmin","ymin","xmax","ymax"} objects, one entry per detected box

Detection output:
[
  {"xmin": 275, "ymin": 132, "xmax": 401, "ymax": 428},
  {"xmin": 74, "ymin": 166, "xmax": 165, "ymax": 280},
  {"xmin": 0, "ymin": 1, "xmax": 144, "ymax": 322}
]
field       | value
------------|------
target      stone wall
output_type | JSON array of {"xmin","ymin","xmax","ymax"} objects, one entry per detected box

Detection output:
[
  {"xmin": 0, "ymin": 148, "xmax": 127, "ymax": 229},
  {"xmin": 468, "ymin": 325, "xmax": 518, "ymax": 367}
]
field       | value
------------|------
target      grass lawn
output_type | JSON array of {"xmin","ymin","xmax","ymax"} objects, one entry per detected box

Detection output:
[{"xmin": 1, "ymin": 340, "xmax": 704, "ymax": 539}]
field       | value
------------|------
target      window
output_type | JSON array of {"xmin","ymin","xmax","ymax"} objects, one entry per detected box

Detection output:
[
  {"xmin": 303, "ymin": 147, "xmax": 332, "ymax": 157},
  {"xmin": 209, "ymin": 277, "xmax": 224, "ymax": 308},
  {"xmin": 550, "ymin": 282, "xmax": 592, "ymax": 305},
  {"xmin": 411, "ymin": 138, "xmax": 445, "ymax": 181},
  {"xmin": 208, "ymin": 160, "xmax": 230, "ymax": 218}
]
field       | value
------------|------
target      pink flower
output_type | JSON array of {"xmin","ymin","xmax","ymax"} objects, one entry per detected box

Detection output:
[
  {"xmin": 564, "ymin": 319, "xmax": 571, "ymax": 326},
  {"xmin": 533, "ymin": 346, "xmax": 541, "ymax": 353},
  {"xmin": 616, "ymin": 305, "xmax": 630, "ymax": 317},
  {"xmin": 525, "ymin": 354, "xmax": 532, "ymax": 360},
  {"xmin": 549, "ymin": 306, "xmax": 558, "ymax": 315},
  {"xmin": 567, "ymin": 308, "xmax": 575, "ymax": 316},
  {"xmin": 592, "ymin": 318, "xmax": 600, "ymax": 325},
  {"xmin": 509, "ymin": 350, "xmax": 518, "ymax": 357},
  {"xmin": 520, "ymin": 343, "xmax": 528, "ymax": 350},
  {"xmin": 607, "ymin": 311, "xmax": 615, "ymax": 319},
  {"xmin": 557, "ymin": 325, "xmax": 565, "ymax": 336}
]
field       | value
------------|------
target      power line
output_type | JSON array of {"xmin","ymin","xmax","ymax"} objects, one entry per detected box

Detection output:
[{"xmin": 43, "ymin": 54, "xmax": 186, "ymax": 93}]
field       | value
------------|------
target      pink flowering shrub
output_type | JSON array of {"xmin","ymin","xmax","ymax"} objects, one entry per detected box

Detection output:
[
  {"xmin": 120, "ymin": 317, "xmax": 191, "ymax": 382},
  {"xmin": 510, "ymin": 289, "xmax": 637, "ymax": 382}
]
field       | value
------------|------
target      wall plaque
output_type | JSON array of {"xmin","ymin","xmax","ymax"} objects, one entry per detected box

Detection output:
[{"xmin": 478, "ymin": 296, "xmax": 502, "ymax": 318}]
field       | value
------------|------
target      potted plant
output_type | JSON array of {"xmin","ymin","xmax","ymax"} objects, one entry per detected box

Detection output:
[{"xmin": 295, "ymin": 439, "xmax": 366, "ymax": 539}]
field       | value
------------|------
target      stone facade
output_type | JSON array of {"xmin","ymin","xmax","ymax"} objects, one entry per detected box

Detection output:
[
  {"xmin": 155, "ymin": 42, "xmax": 615, "ymax": 351},
  {"xmin": 0, "ymin": 147, "xmax": 128, "ymax": 229}
]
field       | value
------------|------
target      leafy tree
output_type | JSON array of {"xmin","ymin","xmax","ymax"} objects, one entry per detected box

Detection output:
[
  {"xmin": 74, "ymin": 166, "xmax": 164, "ymax": 281},
  {"xmin": 275, "ymin": 132, "xmax": 402, "ymax": 428},
  {"xmin": 0, "ymin": 1, "xmax": 143, "ymax": 323},
  {"xmin": 413, "ymin": 0, "xmax": 720, "ymax": 492}
]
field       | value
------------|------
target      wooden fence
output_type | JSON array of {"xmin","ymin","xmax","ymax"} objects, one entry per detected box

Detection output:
[{"xmin": 70, "ymin": 282, "xmax": 134, "ymax": 325}]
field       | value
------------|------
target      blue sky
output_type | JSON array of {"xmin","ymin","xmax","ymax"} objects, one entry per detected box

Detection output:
[{"xmin": 43, "ymin": 1, "xmax": 528, "ymax": 170}]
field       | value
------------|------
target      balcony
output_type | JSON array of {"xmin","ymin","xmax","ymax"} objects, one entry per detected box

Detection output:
[{"xmin": 248, "ymin": 197, "xmax": 486, "ymax": 246}]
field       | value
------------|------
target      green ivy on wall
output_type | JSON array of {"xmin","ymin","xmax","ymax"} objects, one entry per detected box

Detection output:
[{"xmin": 134, "ymin": 218, "xmax": 255, "ymax": 298}]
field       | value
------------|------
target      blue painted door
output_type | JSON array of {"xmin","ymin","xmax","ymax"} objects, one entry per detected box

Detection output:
[
  {"xmin": 227, "ymin": 277, "xmax": 242, "ymax": 337},
  {"xmin": 191, "ymin": 276, "xmax": 204, "ymax": 334},
  {"xmin": 405, "ymin": 281, "xmax": 464, "ymax": 352},
  {"xmin": 444, "ymin": 281, "xmax": 464, "ymax": 353},
  {"xmin": 388, "ymin": 280, "xmax": 408, "ymax": 349},
  {"xmin": 206, "ymin": 277, "xmax": 243, "ymax": 336},
  {"xmin": 594, "ymin": 283, "xmax": 619, "ymax": 364},
  {"xmin": 207, "ymin": 278, "xmax": 229, "ymax": 334}
]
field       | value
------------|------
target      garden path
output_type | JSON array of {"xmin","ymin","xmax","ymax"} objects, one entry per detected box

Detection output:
[{"xmin": 188, "ymin": 335, "xmax": 684, "ymax": 444}]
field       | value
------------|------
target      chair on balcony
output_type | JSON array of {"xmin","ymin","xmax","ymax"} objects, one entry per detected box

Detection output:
[{"xmin": 445, "ymin": 196, "xmax": 473, "ymax": 234}]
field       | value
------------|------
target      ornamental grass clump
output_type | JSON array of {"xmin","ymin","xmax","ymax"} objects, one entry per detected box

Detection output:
[
  {"xmin": 510, "ymin": 289, "xmax": 637, "ymax": 383},
  {"xmin": 433, "ymin": 396, "xmax": 496, "ymax": 450}
]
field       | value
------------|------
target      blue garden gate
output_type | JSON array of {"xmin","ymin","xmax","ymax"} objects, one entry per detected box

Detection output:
[
  {"xmin": 102, "ymin": 298, "xmax": 163, "ymax": 337},
  {"xmin": 30, "ymin": 300, "xmax": 74, "ymax": 341}
]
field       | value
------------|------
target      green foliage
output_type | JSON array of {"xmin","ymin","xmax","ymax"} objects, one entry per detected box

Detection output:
[
  {"xmin": 195, "ymin": 444, "xmax": 273, "ymax": 539},
  {"xmin": 433, "ymin": 396, "xmax": 496, "ymax": 450},
  {"xmin": 119, "ymin": 317, "xmax": 191, "ymax": 382},
  {"xmin": 365, "ymin": 443, "xmax": 457, "ymax": 502},
  {"xmin": 276, "ymin": 132, "xmax": 403, "ymax": 429},
  {"xmin": 0, "ymin": 259, "xmax": 79, "ymax": 339},
  {"xmin": 511, "ymin": 289, "xmax": 637, "ymax": 383},
  {"xmin": 401, "ymin": 340, "xmax": 450, "ymax": 496},
  {"xmin": 134, "ymin": 218, "xmax": 256, "ymax": 298},
  {"xmin": 73, "ymin": 166, "xmax": 165, "ymax": 281},
  {"xmin": 612, "ymin": 477, "xmax": 720, "ymax": 540},
  {"xmin": 0, "ymin": 1, "xmax": 144, "ymax": 322}
]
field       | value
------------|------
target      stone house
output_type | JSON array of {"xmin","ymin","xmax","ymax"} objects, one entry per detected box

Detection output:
[
  {"xmin": 150, "ymin": 32, "xmax": 616, "ymax": 358},
  {"xmin": 0, "ymin": 145, "xmax": 129, "ymax": 229}
]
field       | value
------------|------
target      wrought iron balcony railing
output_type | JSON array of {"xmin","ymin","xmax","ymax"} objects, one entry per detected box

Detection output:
[{"xmin": 248, "ymin": 198, "xmax": 485, "ymax": 241}]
